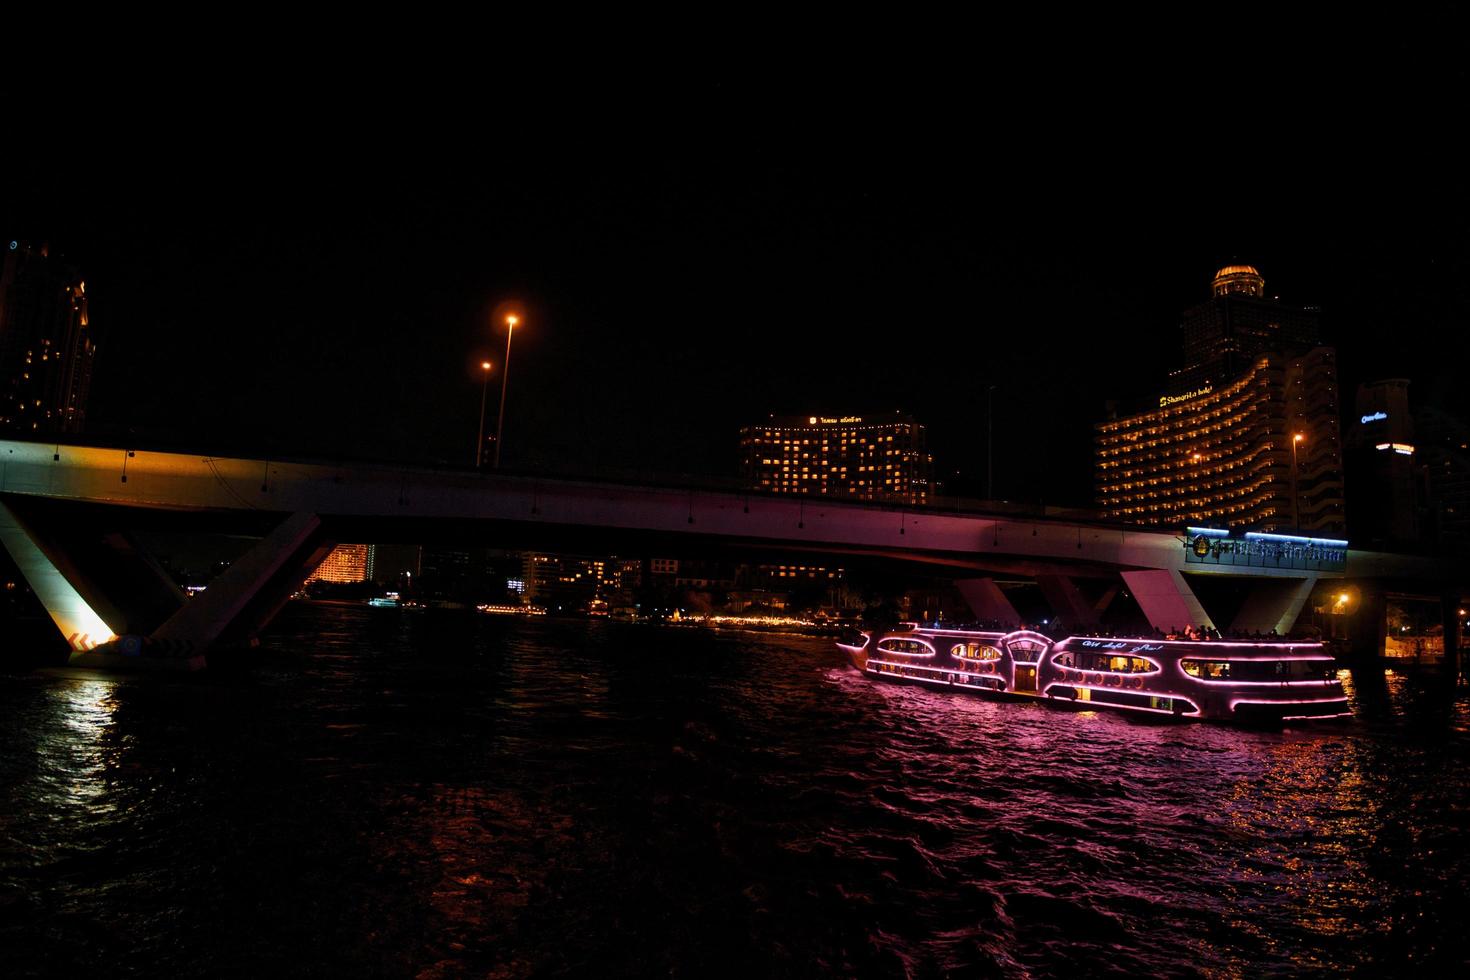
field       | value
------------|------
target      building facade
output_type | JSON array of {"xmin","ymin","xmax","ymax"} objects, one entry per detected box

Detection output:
[
  {"xmin": 307, "ymin": 544, "xmax": 371, "ymax": 583},
  {"xmin": 1416, "ymin": 406, "xmax": 1470, "ymax": 553},
  {"xmin": 1168, "ymin": 264, "xmax": 1322, "ymax": 395},
  {"xmin": 0, "ymin": 241, "xmax": 96, "ymax": 436},
  {"xmin": 1346, "ymin": 379, "xmax": 1425, "ymax": 546},
  {"xmin": 738, "ymin": 413, "xmax": 934, "ymax": 504},
  {"xmin": 1096, "ymin": 267, "xmax": 1345, "ymax": 533}
]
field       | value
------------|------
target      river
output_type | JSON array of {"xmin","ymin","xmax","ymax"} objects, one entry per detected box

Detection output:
[{"xmin": 3, "ymin": 603, "xmax": 1467, "ymax": 977}]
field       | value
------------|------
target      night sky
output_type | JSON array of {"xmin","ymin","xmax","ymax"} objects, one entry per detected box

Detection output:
[{"xmin": 8, "ymin": 28, "xmax": 1467, "ymax": 507}]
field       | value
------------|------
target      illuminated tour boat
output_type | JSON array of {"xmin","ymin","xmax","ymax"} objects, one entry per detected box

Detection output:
[{"xmin": 838, "ymin": 626, "xmax": 1351, "ymax": 723}]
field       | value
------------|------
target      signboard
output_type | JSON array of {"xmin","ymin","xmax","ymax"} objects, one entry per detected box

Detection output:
[
  {"xmin": 1078, "ymin": 639, "xmax": 1165, "ymax": 654},
  {"xmin": 1160, "ymin": 386, "xmax": 1213, "ymax": 408},
  {"xmin": 1182, "ymin": 529, "xmax": 1347, "ymax": 572}
]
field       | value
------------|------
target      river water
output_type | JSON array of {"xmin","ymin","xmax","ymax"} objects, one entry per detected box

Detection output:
[{"xmin": 2, "ymin": 603, "xmax": 1467, "ymax": 978}]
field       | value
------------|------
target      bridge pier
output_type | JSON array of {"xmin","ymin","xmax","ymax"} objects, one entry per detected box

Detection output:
[
  {"xmin": 1, "ymin": 498, "xmax": 334, "ymax": 668},
  {"xmin": 1345, "ymin": 586, "xmax": 1391, "ymax": 716},
  {"xmin": 148, "ymin": 511, "xmax": 330, "ymax": 659},
  {"xmin": 1119, "ymin": 568, "xmax": 1214, "ymax": 634},
  {"xmin": 1229, "ymin": 575, "xmax": 1319, "ymax": 636},
  {"xmin": 1034, "ymin": 574, "xmax": 1100, "ymax": 631},
  {"xmin": 1442, "ymin": 591, "xmax": 1462, "ymax": 682},
  {"xmin": 0, "ymin": 498, "xmax": 117, "ymax": 656},
  {"xmin": 954, "ymin": 578, "xmax": 1021, "ymax": 627}
]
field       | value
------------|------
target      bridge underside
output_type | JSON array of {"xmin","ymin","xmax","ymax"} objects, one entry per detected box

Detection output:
[{"xmin": 1, "ymin": 492, "xmax": 1399, "ymax": 668}]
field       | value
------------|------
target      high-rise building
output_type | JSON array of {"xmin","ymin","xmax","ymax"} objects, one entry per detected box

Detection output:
[
  {"xmin": 1168, "ymin": 264, "xmax": 1322, "ymax": 395},
  {"xmin": 1413, "ymin": 404, "xmax": 1470, "ymax": 554},
  {"xmin": 0, "ymin": 241, "xmax": 96, "ymax": 436},
  {"xmin": 1095, "ymin": 266, "xmax": 1345, "ymax": 533},
  {"xmin": 739, "ymin": 413, "xmax": 934, "ymax": 504},
  {"xmin": 307, "ymin": 544, "xmax": 371, "ymax": 583},
  {"xmin": 1346, "ymin": 380, "xmax": 1425, "ymax": 546}
]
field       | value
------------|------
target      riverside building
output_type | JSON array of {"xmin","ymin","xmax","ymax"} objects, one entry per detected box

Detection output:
[
  {"xmin": 1095, "ymin": 266, "xmax": 1345, "ymax": 533},
  {"xmin": 0, "ymin": 241, "xmax": 96, "ymax": 436},
  {"xmin": 739, "ymin": 413, "xmax": 934, "ymax": 504}
]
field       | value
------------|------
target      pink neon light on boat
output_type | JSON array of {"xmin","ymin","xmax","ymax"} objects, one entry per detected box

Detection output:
[
  {"xmin": 1228, "ymin": 696, "xmax": 1350, "ymax": 710},
  {"xmin": 1183, "ymin": 677, "xmax": 1341, "ymax": 687},
  {"xmin": 1042, "ymin": 684, "xmax": 1201, "ymax": 716}
]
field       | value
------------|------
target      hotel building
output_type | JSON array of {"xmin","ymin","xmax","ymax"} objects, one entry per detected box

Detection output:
[
  {"xmin": 1095, "ymin": 266, "xmax": 1345, "ymax": 533},
  {"xmin": 739, "ymin": 413, "xmax": 934, "ymax": 504},
  {"xmin": 0, "ymin": 241, "xmax": 96, "ymax": 436},
  {"xmin": 307, "ymin": 544, "xmax": 372, "ymax": 584}
]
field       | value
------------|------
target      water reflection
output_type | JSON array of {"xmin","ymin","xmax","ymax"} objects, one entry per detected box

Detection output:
[
  {"xmin": 44, "ymin": 674, "xmax": 118, "ymax": 813},
  {"xmin": 1, "ymin": 608, "xmax": 1466, "ymax": 977}
]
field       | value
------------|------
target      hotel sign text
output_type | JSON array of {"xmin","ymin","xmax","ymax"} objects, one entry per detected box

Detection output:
[{"xmin": 1160, "ymin": 386, "xmax": 1213, "ymax": 408}]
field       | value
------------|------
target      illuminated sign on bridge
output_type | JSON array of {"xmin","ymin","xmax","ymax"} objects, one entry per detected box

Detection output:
[{"xmin": 1184, "ymin": 528, "xmax": 1347, "ymax": 572}]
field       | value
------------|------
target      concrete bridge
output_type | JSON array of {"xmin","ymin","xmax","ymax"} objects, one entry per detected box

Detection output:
[{"xmin": 0, "ymin": 439, "xmax": 1461, "ymax": 668}]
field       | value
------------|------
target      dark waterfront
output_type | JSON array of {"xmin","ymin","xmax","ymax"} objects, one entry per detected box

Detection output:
[{"xmin": 3, "ymin": 604, "xmax": 1468, "ymax": 978}]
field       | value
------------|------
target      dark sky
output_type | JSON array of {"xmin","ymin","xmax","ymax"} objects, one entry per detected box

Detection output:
[{"xmin": 7, "ymin": 26, "xmax": 1467, "ymax": 506}]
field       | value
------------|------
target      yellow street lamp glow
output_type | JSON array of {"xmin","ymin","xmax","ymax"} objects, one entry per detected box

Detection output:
[
  {"xmin": 475, "ymin": 360, "xmax": 495, "ymax": 466},
  {"xmin": 495, "ymin": 313, "xmax": 520, "ymax": 467},
  {"xmin": 1337, "ymin": 593, "xmax": 1350, "ymax": 603},
  {"xmin": 1293, "ymin": 433, "xmax": 1305, "ymax": 443}
]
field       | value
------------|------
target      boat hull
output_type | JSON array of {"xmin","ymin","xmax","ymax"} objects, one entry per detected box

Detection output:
[{"xmin": 842, "ymin": 627, "xmax": 1350, "ymax": 724}]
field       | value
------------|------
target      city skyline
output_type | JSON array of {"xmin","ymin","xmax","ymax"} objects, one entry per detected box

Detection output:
[{"xmin": 5, "ymin": 41, "xmax": 1465, "ymax": 509}]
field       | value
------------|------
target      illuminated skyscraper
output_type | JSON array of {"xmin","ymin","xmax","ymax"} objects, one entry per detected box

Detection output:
[
  {"xmin": 0, "ymin": 241, "xmax": 96, "ymax": 436},
  {"xmin": 1168, "ymin": 264, "xmax": 1322, "ymax": 395},
  {"xmin": 1096, "ymin": 266, "xmax": 1345, "ymax": 533},
  {"xmin": 307, "ymin": 544, "xmax": 371, "ymax": 583},
  {"xmin": 739, "ymin": 413, "xmax": 934, "ymax": 504}
]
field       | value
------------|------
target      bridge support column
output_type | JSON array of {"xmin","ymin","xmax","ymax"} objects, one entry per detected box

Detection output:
[
  {"xmin": 1346, "ymin": 586, "xmax": 1390, "ymax": 716},
  {"xmin": 954, "ymin": 578, "xmax": 1020, "ymax": 628},
  {"xmin": 147, "ymin": 511, "xmax": 330, "ymax": 661},
  {"xmin": 1443, "ymin": 591, "xmax": 1462, "ymax": 681},
  {"xmin": 1120, "ymin": 568, "xmax": 1213, "ymax": 634},
  {"xmin": 1229, "ymin": 575, "xmax": 1319, "ymax": 636},
  {"xmin": 0, "ymin": 498, "xmax": 116, "ymax": 656},
  {"xmin": 1034, "ymin": 575, "xmax": 1100, "ymax": 631}
]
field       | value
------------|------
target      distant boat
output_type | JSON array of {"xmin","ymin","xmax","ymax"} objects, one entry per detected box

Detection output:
[{"xmin": 841, "ymin": 625, "xmax": 1350, "ymax": 724}]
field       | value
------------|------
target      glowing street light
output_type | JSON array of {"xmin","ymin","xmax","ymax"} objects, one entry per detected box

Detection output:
[
  {"xmin": 1291, "ymin": 432, "xmax": 1305, "ymax": 530},
  {"xmin": 494, "ymin": 314, "xmax": 518, "ymax": 469},
  {"xmin": 474, "ymin": 360, "xmax": 493, "ymax": 468}
]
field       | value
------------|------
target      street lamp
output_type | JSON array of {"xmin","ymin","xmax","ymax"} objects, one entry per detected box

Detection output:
[
  {"xmin": 494, "ymin": 314, "xmax": 518, "ymax": 469},
  {"xmin": 475, "ymin": 360, "xmax": 493, "ymax": 467},
  {"xmin": 1291, "ymin": 432, "xmax": 1305, "ymax": 529},
  {"xmin": 986, "ymin": 384, "xmax": 997, "ymax": 501}
]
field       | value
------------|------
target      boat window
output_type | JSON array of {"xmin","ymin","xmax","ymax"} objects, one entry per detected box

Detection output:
[
  {"xmin": 1063, "ymin": 652, "xmax": 1158, "ymax": 673},
  {"xmin": 951, "ymin": 643, "xmax": 1002, "ymax": 661},
  {"xmin": 1007, "ymin": 639, "xmax": 1048, "ymax": 663},
  {"xmin": 1105, "ymin": 655, "xmax": 1156, "ymax": 674},
  {"xmin": 1277, "ymin": 660, "xmax": 1336, "ymax": 679},
  {"xmin": 877, "ymin": 638, "xmax": 936, "ymax": 657},
  {"xmin": 1181, "ymin": 659, "xmax": 1231, "ymax": 679}
]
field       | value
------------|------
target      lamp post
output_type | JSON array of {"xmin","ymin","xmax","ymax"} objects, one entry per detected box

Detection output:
[
  {"xmin": 986, "ymin": 384, "xmax": 997, "ymax": 501},
  {"xmin": 475, "ymin": 360, "xmax": 493, "ymax": 467},
  {"xmin": 1291, "ymin": 432, "xmax": 1305, "ymax": 529},
  {"xmin": 494, "ymin": 314, "xmax": 518, "ymax": 469}
]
